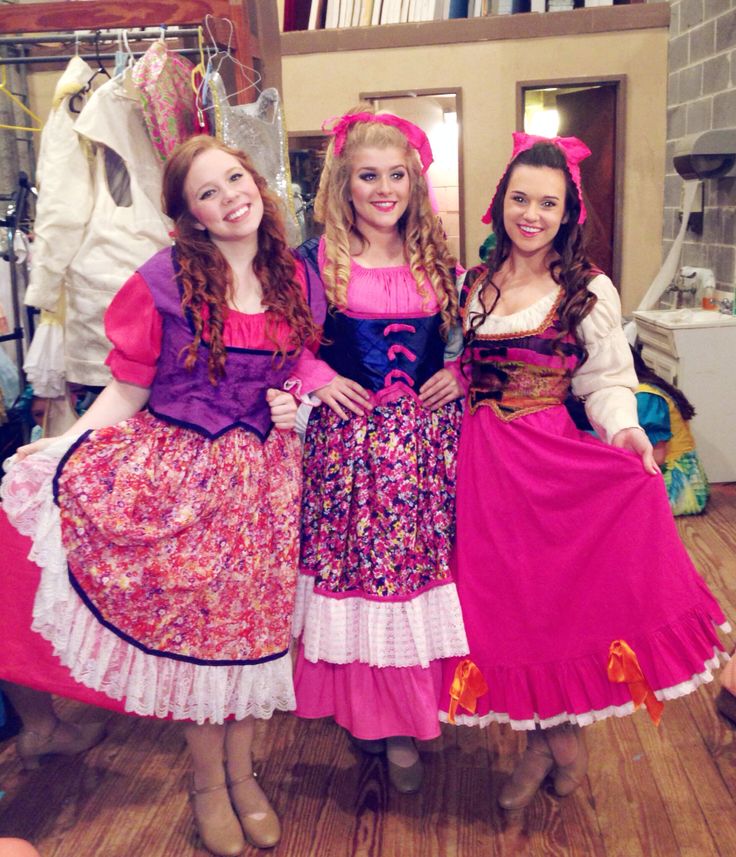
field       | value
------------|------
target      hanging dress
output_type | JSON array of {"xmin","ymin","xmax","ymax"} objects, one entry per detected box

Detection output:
[{"xmin": 440, "ymin": 268, "xmax": 729, "ymax": 730}]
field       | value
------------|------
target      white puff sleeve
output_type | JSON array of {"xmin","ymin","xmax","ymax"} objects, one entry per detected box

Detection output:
[{"xmin": 570, "ymin": 274, "xmax": 640, "ymax": 442}]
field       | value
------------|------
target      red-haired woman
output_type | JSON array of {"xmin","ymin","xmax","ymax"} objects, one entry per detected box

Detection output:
[{"xmin": 1, "ymin": 135, "xmax": 318, "ymax": 855}]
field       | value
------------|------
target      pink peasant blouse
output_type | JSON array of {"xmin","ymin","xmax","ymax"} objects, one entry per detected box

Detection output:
[{"xmin": 104, "ymin": 271, "xmax": 303, "ymax": 387}]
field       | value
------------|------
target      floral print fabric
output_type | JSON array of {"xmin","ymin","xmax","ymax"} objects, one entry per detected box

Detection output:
[
  {"xmin": 300, "ymin": 396, "xmax": 462, "ymax": 599},
  {"xmin": 57, "ymin": 410, "xmax": 302, "ymax": 663}
]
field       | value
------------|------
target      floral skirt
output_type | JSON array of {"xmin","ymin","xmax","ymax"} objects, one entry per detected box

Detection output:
[
  {"xmin": 1, "ymin": 411, "xmax": 302, "ymax": 723},
  {"xmin": 293, "ymin": 395, "xmax": 468, "ymax": 738}
]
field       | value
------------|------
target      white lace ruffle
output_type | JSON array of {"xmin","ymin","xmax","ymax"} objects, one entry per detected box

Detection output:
[
  {"xmin": 292, "ymin": 572, "xmax": 469, "ymax": 668},
  {"xmin": 439, "ymin": 649, "xmax": 728, "ymax": 731},
  {"xmin": 1, "ymin": 439, "xmax": 296, "ymax": 724},
  {"xmin": 23, "ymin": 320, "xmax": 67, "ymax": 398}
]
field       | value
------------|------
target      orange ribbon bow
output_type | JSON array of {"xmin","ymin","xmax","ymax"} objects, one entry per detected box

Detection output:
[
  {"xmin": 607, "ymin": 639, "xmax": 664, "ymax": 726},
  {"xmin": 448, "ymin": 659, "xmax": 489, "ymax": 724}
]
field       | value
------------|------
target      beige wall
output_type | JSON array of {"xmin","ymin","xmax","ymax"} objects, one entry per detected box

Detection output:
[{"xmin": 281, "ymin": 28, "xmax": 669, "ymax": 313}]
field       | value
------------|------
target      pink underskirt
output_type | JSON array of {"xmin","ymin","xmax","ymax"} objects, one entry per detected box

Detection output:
[
  {"xmin": 0, "ymin": 509, "xmax": 127, "ymax": 714},
  {"xmin": 293, "ymin": 642, "xmax": 443, "ymax": 740}
]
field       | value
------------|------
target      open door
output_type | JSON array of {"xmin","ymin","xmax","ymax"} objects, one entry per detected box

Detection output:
[
  {"xmin": 519, "ymin": 78, "xmax": 625, "ymax": 287},
  {"xmin": 556, "ymin": 86, "xmax": 616, "ymax": 279}
]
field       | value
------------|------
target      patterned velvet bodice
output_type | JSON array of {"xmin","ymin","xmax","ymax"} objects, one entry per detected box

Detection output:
[{"xmin": 461, "ymin": 267, "xmax": 584, "ymax": 420}]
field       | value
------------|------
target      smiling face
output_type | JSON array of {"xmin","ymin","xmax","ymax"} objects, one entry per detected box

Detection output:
[
  {"xmin": 183, "ymin": 147, "xmax": 264, "ymax": 248},
  {"xmin": 348, "ymin": 145, "xmax": 411, "ymax": 236},
  {"xmin": 502, "ymin": 163, "xmax": 569, "ymax": 256}
]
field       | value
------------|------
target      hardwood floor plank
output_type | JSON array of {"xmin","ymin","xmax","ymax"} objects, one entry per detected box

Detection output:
[
  {"xmin": 585, "ymin": 717, "xmax": 680, "ymax": 857},
  {"xmin": 1, "ymin": 485, "xmax": 735, "ymax": 856}
]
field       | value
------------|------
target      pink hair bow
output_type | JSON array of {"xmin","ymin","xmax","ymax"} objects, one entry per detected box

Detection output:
[
  {"xmin": 481, "ymin": 132, "xmax": 592, "ymax": 226},
  {"xmin": 323, "ymin": 111, "xmax": 434, "ymax": 174}
]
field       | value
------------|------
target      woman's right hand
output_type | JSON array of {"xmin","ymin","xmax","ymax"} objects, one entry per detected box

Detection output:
[
  {"xmin": 14, "ymin": 436, "xmax": 59, "ymax": 461},
  {"xmin": 314, "ymin": 375, "xmax": 372, "ymax": 420}
]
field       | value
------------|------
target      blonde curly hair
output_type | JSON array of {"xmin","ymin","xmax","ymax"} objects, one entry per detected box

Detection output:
[{"xmin": 314, "ymin": 106, "xmax": 458, "ymax": 338}]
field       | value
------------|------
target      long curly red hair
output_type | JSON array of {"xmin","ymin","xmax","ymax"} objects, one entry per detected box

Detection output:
[{"xmin": 162, "ymin": 135, "xmax": 317, "ymax": 384}]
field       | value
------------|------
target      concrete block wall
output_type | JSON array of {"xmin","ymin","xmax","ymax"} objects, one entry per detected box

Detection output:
[{"xmin": 664, "ymin": 0, "xmax": 736, "ymax": 295}]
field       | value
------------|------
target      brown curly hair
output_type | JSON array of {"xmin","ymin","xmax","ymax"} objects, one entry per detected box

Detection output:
[
  {"xmin": 466, "ymin": 141, "xmax": 598, "ymax": 362},
  {"xmin": 162, "ymin": 134, "xmax": 318, "ymax": 384},
  {"xmin": 314, "ymin": 106, "xmax": 458, "ymax": 339}
]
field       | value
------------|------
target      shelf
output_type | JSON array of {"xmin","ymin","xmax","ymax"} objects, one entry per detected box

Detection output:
[{"xmin": 281, "ymin": 3, "xmax": 669, "ymax": 55}]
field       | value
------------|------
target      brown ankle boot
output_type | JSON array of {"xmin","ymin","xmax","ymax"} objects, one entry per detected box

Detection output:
[
  {"xmin": 16, "ymin": 719, "xmax": 107, "ymax": 770},
  {"xmin": 546, "ymin": 724, "xmax": 588, "ymax": 797},
  {"xmin": 498, "ymin": 733, "xmax": 553, "ymax": 810}
]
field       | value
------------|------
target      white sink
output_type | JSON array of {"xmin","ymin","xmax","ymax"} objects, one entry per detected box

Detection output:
[{"xmin": 633, "ymin": 309, "xmax": 736, "ymax": 328}]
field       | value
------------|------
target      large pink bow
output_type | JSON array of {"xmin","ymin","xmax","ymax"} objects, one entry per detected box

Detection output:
[
  {"xmin": 323, "ymin": 111, "xmax": 434, "ymax": 174},
  {"xmin": 481, "ymin": 131, "xmax": 592, "ymax": 226}
]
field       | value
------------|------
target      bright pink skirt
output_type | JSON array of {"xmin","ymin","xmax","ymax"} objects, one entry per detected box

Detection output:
[
  {"xmin": 294, "ymin": 642, "xmax": 444, "ymax": 740},
  {"xmin": 440, "ymin": 404, "xmax": 729, "ymax": 729},
  {"xmin": 0, "ymin": 508, "xmax": 127, "ymax": 713}
]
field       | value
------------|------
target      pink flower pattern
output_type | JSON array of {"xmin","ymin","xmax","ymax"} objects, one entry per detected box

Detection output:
[
  {"xmin": 300, "ymin": 397, "xmax": 462, "ymax": 598},
  {"xmin": 56, "ymin": 410, "xmax": 302, "ymax": 663}
]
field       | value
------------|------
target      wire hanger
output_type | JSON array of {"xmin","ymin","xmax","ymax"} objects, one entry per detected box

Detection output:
[
  {"xmin": 202, "ymin": 14, "xmax": 262, "ymax": 104},
  {"xmin": 113, "ymin": 29, "xmax": 131, "ymax": 78},
  {"xmin": 0, "ymin": 64, "xmax": 42, "ymax": 132},
  {"xmin": 69, "ymin": 31, "xmax": 111, "ymax": 114}
]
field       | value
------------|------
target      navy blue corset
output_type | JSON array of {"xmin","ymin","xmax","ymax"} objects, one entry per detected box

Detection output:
[{"xmin": 319, "ymin": 310, "xmax": 444, "ymax": 393}]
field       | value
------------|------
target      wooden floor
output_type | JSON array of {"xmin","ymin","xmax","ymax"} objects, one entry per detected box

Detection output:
[{"xmin": 2, "ymin": 486, "xmax": 736, "ymax": 857}]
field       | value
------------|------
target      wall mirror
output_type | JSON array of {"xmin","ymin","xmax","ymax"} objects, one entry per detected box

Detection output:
[
  {"xmin": 361, "ymin": 88, "xmax": 464, "ymax": 263},
  {"xmin": 287, "ymin": 132, "xmax": 327, "ymax": 244},
  {"xmin": 518, "ymin": 76, "xmax": 625, "ymax": 286}
]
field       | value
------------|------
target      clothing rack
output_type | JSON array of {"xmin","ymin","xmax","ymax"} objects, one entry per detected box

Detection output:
[
  {"xmin": 0, "ymin": 0, "xmax": 283, "ymax": 103},
  {"xmin": 0, "ymin": 173, "xmax": 33, "ymax": 392},
  {"xmin": 0, "ymin": 50, "xmax": 202, "ymax": 66},
  {"xmin": 0, "ymin": 0, "xmax": 282, "ymax": 403},
  {"xmin": 0, "ymin": 29, "xmax": 201, "ymax": 46}
]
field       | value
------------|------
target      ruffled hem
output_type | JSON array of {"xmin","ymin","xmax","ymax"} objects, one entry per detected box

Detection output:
[
  {"xmin": 440, "ymin": 648, "xmax": 728, "ymax": 731},
  {"xmin": 294, "ymin": 643, "xmax": 444, "ymax": 740},
  {"xmin": 24, "ymin": 320, "xmax": 66, "ymax": 398},
  {"xmin": 439, "ymin": 600, "xmax": 730, "ymax": 732},
  {"xmin": 292, "ymin": 572, "xmax": 469, "ymax": 668},
  {"xmin": 1, "ymin": 438, "xmax": 296, "ymax": 724}
]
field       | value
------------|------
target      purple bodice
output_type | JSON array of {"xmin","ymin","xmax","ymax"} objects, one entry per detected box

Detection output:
[{"xmin": 139, "ymin": 247, "xmax": 297, "ymax": 441}]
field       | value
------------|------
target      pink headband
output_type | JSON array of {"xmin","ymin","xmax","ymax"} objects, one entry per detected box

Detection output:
[
  {"xmin": 481, "ymin": 132, "xmax": 592, "ymax": 226},
  {"xmin": 322, "ymin": 111, "xmax": 434, "ymax": 174}
]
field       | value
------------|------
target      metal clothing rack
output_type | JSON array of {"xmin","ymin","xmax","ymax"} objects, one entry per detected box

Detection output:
[
  {"xmin": 0, "ymin": 173, "xmax": 33, "ymax": 363},
  {"xmin": 0, "ymin": 0, "xmax": 282, "ymax": 410},
  {"xmin": 0, "ymin": 28, "xmax": 202, "ymax": 66},
  {"xmin": 0, "ymin": 1, "xmax": 283, "ymax": 101}
]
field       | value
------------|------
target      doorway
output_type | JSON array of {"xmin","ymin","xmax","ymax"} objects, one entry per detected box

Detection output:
[{"xmin": 518, "ymin": 77, "xmax": 625, "ymax": 286}]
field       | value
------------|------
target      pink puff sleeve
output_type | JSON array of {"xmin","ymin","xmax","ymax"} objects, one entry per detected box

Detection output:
[{"xmin": 104, "ymin": 272, "xmax": 162, "ymax": 387}]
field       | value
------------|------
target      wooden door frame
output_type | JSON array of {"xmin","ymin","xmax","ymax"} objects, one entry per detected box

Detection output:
[
  {"xmin": 360, "ymin": 87, "xmax": 465, "ymax": 264},
  {"xmin": 516, "ymin": 76, "xmax": 626, "ymax": 287}
]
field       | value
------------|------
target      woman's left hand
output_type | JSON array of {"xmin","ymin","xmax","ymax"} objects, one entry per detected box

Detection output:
[
  {"xmin": 611, "ymin": 427, "xmax": 659, "ymax": 475},
  {"xmin": 419, "ymin": 368, "xmax": 462, "ymax": 411},
  {"xmin": 267, "ymin": 389, "xmax": 298, "ymax": 431}
]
